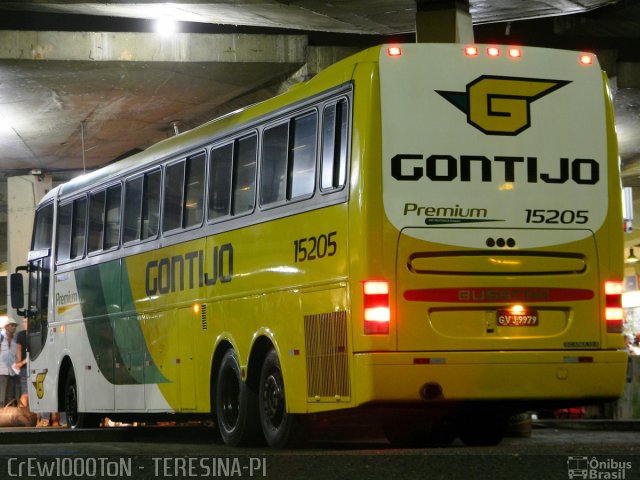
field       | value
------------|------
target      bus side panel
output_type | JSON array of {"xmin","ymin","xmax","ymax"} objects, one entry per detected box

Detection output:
[
  {"xmin": 347, "ymin": 60, "xmax": 399, "ymax": 355},
  {"xmin": 124, "ymin": 203, "xmax": 349, "ymax": 414},
  {"xmin": 214, "ymin": 204, "xmax": 350, "ymax": 414}
]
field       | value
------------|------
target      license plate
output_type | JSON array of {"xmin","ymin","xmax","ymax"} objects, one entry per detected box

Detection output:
[{"xmin": 496, "ymin": 309, "xmax": 539, "ymax": 326}]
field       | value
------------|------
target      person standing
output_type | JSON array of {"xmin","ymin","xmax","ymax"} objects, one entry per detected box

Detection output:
[
  {"xmin": 15, "ymin": 317, "xmax": 29, "ymax": 407},
  {"xmin": 0, "ymin": 315, "xmax": 19, "ymax": 406}
]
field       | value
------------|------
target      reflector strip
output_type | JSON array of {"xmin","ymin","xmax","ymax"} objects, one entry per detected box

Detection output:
[
  {"xmin": 404, "ymin": 287, "xmax": 594, "ymax": 303},
  {"xmin": 564, "ymin": 356, "xmax": 594, "ymax": 363},
  {"xmin": 413, "ymin": 358, "xmax": 446, "ymax": 365}
]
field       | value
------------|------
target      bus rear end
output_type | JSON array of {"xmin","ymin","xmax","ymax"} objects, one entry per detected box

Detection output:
[{"xmin": 353, "ymin": 44, "xmax": 626, "ymax": 443}]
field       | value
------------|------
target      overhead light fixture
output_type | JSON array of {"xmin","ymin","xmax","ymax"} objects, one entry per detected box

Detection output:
[
  {"xmin": 626, "ymin": 248, "xmax": 639, "ymax": 264},
  {"xmin": 154, "ymin": 18, "xmax": 178, "ymax": 36}
]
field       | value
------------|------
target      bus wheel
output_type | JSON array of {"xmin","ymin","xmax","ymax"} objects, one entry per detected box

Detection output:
[
  {"xmin": 458, "ymin": 414, "xmax": 507, "ymax": 447},
  {"xmin": 215, "ymin": 349, "xmax": 259, "ymax": 446},
  {"xmin": 63, "ymin": 368, "xmax": 100, "ymax": 429},
  {"xmin": 258, "ymin": 348, "xmax": 305, "ymax": 448}
]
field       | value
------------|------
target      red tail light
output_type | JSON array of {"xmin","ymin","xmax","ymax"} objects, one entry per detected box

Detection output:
[
  {"xmin": 387, "ymin": 46, "xmax": 402, "ymax": 57},
  {"xmin": 363, "ymin": 280, "xmax": 390, "ymax": 334},
  {"xmin": 605, "ymin": 281, "xmax": 624, "ymax": 333}
]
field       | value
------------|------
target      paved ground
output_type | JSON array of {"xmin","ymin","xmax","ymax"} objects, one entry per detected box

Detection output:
[{"xmin": 0, "ymin": 421, "xmax": 639, "ymax": 479}]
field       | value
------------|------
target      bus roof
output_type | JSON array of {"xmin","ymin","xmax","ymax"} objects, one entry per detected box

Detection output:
[{"xmin": 47, "ymin": 45, "xmax": 381, "ymax": 204}]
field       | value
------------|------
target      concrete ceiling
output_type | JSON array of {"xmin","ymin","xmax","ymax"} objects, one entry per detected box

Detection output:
[
  {"xmin": 0, "ymin": 0, "xmax": 626, "ymax": 33},
  {"xmin": 0, "ymin": 0, "xmax": 640, "ymax": 242}
]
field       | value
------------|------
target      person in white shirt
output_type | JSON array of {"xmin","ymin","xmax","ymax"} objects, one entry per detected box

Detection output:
[{"xmin": 0, "ymin": 315, "xmax": 19, "ymax": 406}]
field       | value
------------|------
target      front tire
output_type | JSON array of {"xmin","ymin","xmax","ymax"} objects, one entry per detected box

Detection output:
[
  {"xmin": 64, "ymin": 368, "xmax": 100, "ymax": 429},
  {"xmin": 215, "ymin": 349, "xmax": 260, "ymax": 446},
  {"xmin": 258, "ymin": 348, "xmax": 305, "ymax": 448}
]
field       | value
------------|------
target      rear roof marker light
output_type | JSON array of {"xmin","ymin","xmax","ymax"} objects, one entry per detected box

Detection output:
[
  {"xmin": 508, "ymin": 47, "xmax": 522, "ymax": 59},
  {"xmin": 579, "ymin": 54, "xmax": 594, "ymax": 66},
  {"xmin": 487, "ymin": 46, "xmax": 500, "ymax": 57},
  {"xmin": 464, "ymin": 46, "xmax": 479, "ymax": 57},
  {"xmin": 387, "ymin": 46, "xmax": 402, "ymax": 57}
]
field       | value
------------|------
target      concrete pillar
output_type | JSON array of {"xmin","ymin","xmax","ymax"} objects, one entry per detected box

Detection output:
[
  {"xmin": 6, "ymin": 175, "xmax": 52, "ymax": 322},
  {"xmin": 416, "ymin": 0, "xmax": 474, "ymax": 43}
]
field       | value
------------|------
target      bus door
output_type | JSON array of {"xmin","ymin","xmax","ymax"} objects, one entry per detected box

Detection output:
[{"xmin": 26, "ymin": 202, "xmax": 54, "ymax": 360}]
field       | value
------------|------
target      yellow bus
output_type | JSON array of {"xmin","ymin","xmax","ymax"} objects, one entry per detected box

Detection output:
[{"xmin": 11, "ymin": 43, "xmax": 626, "ymax": 447}]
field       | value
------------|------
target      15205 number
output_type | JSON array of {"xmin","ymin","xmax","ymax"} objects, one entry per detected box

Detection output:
[
  {"xmin": 525, "ymin": 209, "xmax": 588, "ymax": 224},
  {"xmin": 294, "ymin": 232, "xmax": 337, "ymax": 263}
]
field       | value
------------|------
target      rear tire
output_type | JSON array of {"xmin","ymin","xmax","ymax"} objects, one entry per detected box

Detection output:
[
  {"xmin": 258, "ymin": 348, "xmax": 305, "ymax": 448},
  {"xmin": 384, "ymin": 420, "xmax": 457, "ymax": 447},
  {"xmin": 215, "ymin": 349, "xmax": 260, "ymax": 446},
  {"xmin": 458, "ymin": 413, "xmax": 507, "ymax": 447},
  {"xmin": 64, "ymin": 368, "xmax": 100, "ymax": 429}
]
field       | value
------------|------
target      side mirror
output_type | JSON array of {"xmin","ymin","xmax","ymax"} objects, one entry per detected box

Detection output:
[{"xmin": 10, "ymin": 272, "xmax": 26, "ymax": 316}]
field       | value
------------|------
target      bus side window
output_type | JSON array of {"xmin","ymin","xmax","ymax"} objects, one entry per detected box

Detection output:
[
  {"xmin": 123, "ymin": 177, "xmax": 143, "ymax": 243},
  {"xmin": 88, "ymin": 190, "xmax": 106, "ymax": 253},
  {"xmin": 142, "ymin": 170, "xmax": 161, "ymax": 240},
  {"xmin": 232, "ymin": 134, "xmax": 257, "ymax": 215},
  {"xmin": 57, "ymin": 202, "xmax": 73, "ymax": 262},
  {"xmin": 70, "ymin": 197, "xmax": 87, "ymax": 260},
  {"xmin": 289, "ymin": 111, "xmax": 317, "ymax": 199},
  {"xmin": 321, "ymin": 98, "xmax": 348, "ymax": 191},
  {"xmin": 123, "ymin": 170, "xmax": 160, "ymax": 243},
  {"xmin": 57, "ymin": 197, "xmax": 87, "ymax": 262},
  {"xmin": 33, "ymin": 203, "xmax": 53, "ymax": 250},
  {"xmin": 104, "ymin": 184, "xmax": 122, "ymax": 250},
  {"xmin": 261, "ymin": 122, "xmax": 289, "ymax": 205},
  {"xmin": 184, "ymin": 152, "xmax": 206, "ymax": 227},
  {"xmin": 163, "ymin": 160, "xmax": 186, "ymax": 232},
  {"xmin": 209, "ymin": 143, "xmax": 233, "ymax": 220}
]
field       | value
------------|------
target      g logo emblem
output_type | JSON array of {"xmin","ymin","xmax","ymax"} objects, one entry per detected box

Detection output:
[
  {"xmin": 437, "ymin": 76, "xmax": 570, "ymax": 135},
  {"xmin": 33, "ymin": 371, "xmax": 47, "ymax": 399}
]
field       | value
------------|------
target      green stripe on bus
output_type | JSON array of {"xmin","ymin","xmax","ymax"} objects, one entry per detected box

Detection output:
[{"xmin": 74, "ymin": 261, "xmax": 168, "ymax": 385}]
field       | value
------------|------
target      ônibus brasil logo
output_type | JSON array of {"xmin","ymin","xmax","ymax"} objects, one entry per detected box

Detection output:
[{"xmin": 437, "ymin": 75, "xmax": 570, "ymax": 135}]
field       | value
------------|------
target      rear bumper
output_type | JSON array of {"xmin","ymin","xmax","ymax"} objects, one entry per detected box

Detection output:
[{"xmin": 352, "ymin": 350, "xmax": 627, "ymax": 406}]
